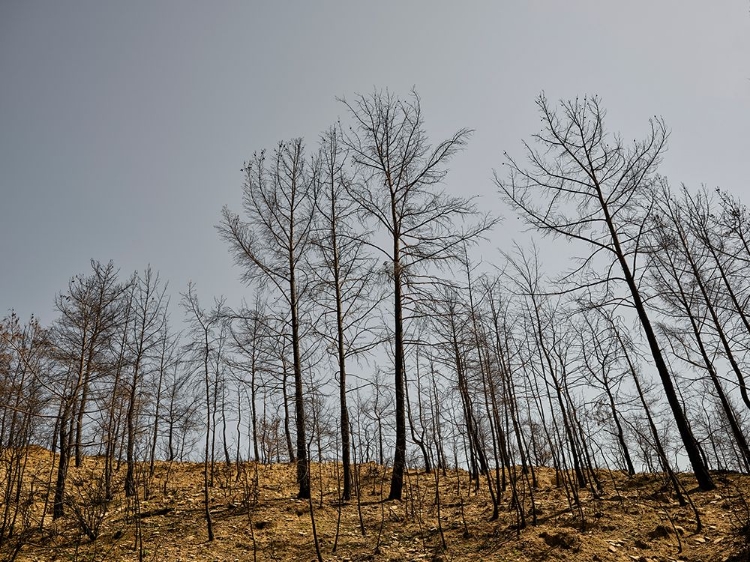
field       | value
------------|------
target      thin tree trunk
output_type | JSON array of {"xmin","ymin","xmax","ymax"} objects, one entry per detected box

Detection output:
[
  {"xmin": 290, "ymin": 268, "xmax": 310, "ymax": 499},
  {"xmin": 598, "ymin": 187, "xmax": 714, "ymax": 490}
]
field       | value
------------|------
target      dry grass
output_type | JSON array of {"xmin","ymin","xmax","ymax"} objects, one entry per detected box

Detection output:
[{"xmin": 4, "ymin": 449, "xmax": 750, "ymax": 562}]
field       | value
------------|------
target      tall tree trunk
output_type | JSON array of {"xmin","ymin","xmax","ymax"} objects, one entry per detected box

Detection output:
[
  {"xmin": 281, "ymin": 355, "xmax": 295, "ymax": 464},
  {"xmin": 290, "ymin": 270, "xmax": 310, "ymax": 499},
  {"xmin": 388, "ymin": 251, "xmax": 407, "ymax": 501},
  {"xmin": 53, "ymin": 402, "xmax": 71, "ymax": 520},
  {"xmin": 598, "ymin": 188, "xmax": 715, "ymax": 490}
]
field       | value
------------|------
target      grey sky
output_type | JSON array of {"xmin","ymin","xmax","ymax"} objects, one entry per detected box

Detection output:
[{"xmin": 1, "ymin": 1, "xmax": 748, "ymax": 324}]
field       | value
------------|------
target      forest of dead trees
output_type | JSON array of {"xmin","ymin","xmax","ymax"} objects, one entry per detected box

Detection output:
[{"xmin": 2, "ymin": 91, "xmax": 750, "ymax": 555}]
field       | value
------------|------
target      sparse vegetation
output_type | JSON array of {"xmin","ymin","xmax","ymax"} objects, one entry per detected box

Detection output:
[{"xmin": 2, "ymin": 449, "xmax": 750, "ymax": 561}]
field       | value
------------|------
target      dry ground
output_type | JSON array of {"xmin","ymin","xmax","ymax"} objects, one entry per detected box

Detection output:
[{"xmin": 5, "ymin": 450, "xmax": 750, "ymax": 562}]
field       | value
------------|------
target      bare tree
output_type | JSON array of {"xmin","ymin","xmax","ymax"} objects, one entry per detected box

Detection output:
[
  {"xmin": 101, "ymin": 280, "xmax": 134, "ymax": 501},
  {"xmin": 124, "ymin": 267, "xmax": 168, "ymax": 498},
  {"xmin": 148, "ymin": 315, "xmax": 179, "ymax": 477},
  {"xmin": 181, "ymin": 282, "xmax": 225, "ymax": 542},
  {"xmin": 646, "ymin": 184, "xmax": 750, "ymax": 470},
  {"xmin": 219, "ymin": 139, "xmax": 318, "ymax": 499},
  {"xmin": 342, "ymin": 89, "xmax": 496, "ymax": 500},
  {"xmin": 51, "ymin": 260, "xmax": 128, "ymax": 517},
  {"xmin": 0, "ymin": 313, "xmax": 51, "ymax": 547},
  {"xmin": 310, "ymin": 127, "xmax": 381, "ymax": 500},
  {"xmin": 497, "ymin": 94, "xmax": 715, "ymax": 490},
  {"xmin": 162, "ymin": 358, "xmax": 200, "ymax": 463},
  {"xmin": 574, "ymin": 309, "xmax": 636, "ymax": 476},
  {"xmin": 229, "ymin": 298, "xmax": 274, "ymax": 464}
]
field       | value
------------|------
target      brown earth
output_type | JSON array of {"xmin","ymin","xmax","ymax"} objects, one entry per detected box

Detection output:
[{"xmin": 5, "ymin": 450, "xmax": 750, "ymax": 562}]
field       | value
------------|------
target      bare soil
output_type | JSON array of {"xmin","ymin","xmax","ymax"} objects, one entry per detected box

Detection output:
[{"xmin": 6, "ymin": 451, "xmax": 750, "ymax": 562}]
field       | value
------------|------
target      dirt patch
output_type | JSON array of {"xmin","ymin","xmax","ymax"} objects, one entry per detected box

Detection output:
[{"xmin": 3, "ymin": 451, "xmax": 750, "ymax": 561}]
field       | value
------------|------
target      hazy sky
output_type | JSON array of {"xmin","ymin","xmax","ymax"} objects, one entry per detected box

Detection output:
[{"xmin": 1, "ymin": 1, "xmax": 749, "ymax": 324}]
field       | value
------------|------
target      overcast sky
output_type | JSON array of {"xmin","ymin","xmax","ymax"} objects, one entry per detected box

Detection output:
[{"xmin": 1, "ymin": 1, "xmax": 748, "ymax": 324}]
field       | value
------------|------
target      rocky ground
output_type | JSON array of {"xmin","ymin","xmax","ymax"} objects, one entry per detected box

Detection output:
[{"xmin": 5, "ymin": 451, "xmax": 750, "ymax": 561}]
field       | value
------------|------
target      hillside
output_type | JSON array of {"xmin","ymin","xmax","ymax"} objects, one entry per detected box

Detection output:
[{"xmin": 2, "ymin": 450, "xmax": 750, "ymax": 562}]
